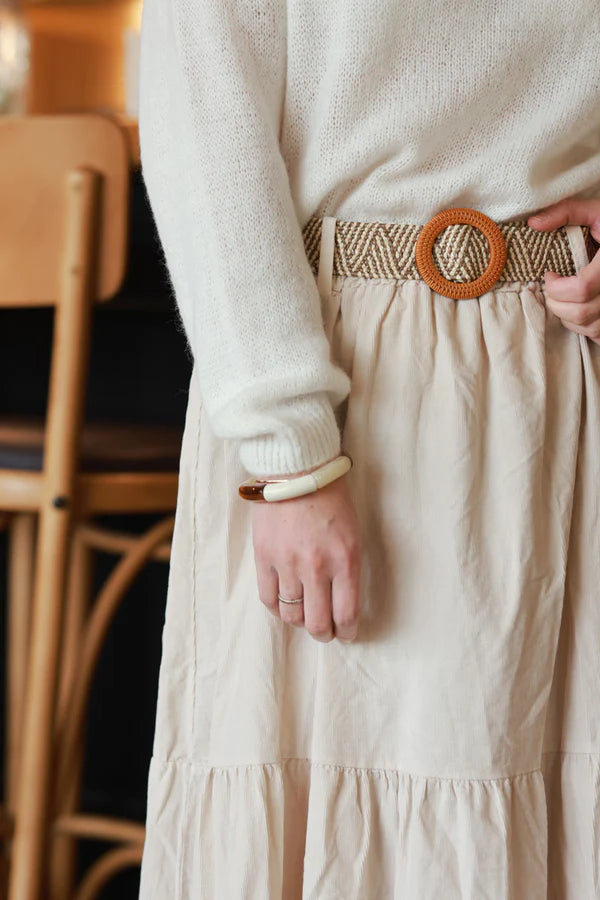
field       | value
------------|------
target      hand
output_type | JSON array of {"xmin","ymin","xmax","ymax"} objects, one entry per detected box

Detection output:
[
  {"xmin": 251, "ymin": 473, "xmax": 362, "ymax": 643},
  {"xmin": 528, "ymin": 197, "xmax": 600, "ymax": 344}
]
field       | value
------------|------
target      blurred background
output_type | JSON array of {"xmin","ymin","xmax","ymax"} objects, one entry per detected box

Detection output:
[{"xmin": 0, "ymin": 1, "xmax": 192, "ymax": 896}]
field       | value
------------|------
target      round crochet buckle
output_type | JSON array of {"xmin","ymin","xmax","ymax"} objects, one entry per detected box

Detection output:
[{"xmin": 415, "ymin": 207, "xmax": 507, "ymax": 299}]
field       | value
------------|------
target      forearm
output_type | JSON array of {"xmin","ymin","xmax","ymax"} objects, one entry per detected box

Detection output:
[{"xmin": 138, "ymin": 0, "xmax": 351, "ymax": 478}]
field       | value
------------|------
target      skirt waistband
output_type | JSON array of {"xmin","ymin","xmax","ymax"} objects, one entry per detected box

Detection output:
[{"xmin": 302, "ymin": 213, "xmax": 598, "ymax": 285}]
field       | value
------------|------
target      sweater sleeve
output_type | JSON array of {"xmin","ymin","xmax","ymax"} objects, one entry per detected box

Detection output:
[{"xmin": 138, "ymin": 0, "xmax": 351, "ymax": 478}]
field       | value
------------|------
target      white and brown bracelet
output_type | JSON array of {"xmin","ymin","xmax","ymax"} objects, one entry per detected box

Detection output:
[{"xmin": 238, "ymin": 454, "xmax": 352, "ymax": 502}]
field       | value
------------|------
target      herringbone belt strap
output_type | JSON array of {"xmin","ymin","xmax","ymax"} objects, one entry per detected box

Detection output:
[{"xmin": 302, "ymin": 216, "xmax": 598, "ymax": 283}]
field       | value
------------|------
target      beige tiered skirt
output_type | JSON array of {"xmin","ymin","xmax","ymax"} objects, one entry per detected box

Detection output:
[{"xmin": 139, "ymin": 224, "xmax": 599, "ymax": 899}]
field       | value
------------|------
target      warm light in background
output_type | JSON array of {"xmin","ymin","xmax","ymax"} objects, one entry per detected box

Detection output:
[
  {"xmin": 22, "ymin": 0, "xmax": 142, "ymax": 115},
  {"xmin": 0, "ymin": 19, "xmax": 20, "ymax": 65},
  {"xmin": 0, "ymin": 0, "xmax": 30, "ymax": 112}
]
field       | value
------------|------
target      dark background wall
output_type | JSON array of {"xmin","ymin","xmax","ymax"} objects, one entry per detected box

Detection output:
[{"xmin": 0, "ymin": 168, "xmax": 193, "ymax": 898}]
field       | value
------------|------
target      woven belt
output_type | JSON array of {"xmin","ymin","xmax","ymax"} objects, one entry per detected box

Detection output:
[{"xmin": 302, "ymin": 207, "xmax": 598, "ymax": 300}]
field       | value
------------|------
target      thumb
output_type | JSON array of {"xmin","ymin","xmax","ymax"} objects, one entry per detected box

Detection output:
[
  {"xmin": 528, "ymin": 197, "xmax": 600, "ymax": 242},
  {"xmin": 542, "ymin": 256, "xmax": 600, "ymax": 303}
]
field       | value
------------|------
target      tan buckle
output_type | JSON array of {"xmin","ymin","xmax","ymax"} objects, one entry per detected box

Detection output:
[{"xmin": 415, "ymin": 207, "xmax": 507, "ymax": 299}]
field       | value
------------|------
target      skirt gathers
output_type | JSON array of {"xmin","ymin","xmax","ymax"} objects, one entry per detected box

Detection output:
[{"xmin": 138, "ymin": 222, "xmax": 600, "ymax": 900}]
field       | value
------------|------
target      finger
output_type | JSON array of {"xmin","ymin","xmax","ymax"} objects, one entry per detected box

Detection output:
[
  {"xmin": 528, "ymin": 198, "xmax": 600, "ymax": 241},
  {"xmin": 301, "ymin": 572, "xmax": 334, "ymax": 642},
  {"xmin": 547, "ymin": 313, "xmax": 600, "ymax": 344},
  {"xmin": 562, "ymin": 319, "xmax": 600, "ymax": 344},
  {"xmin": 545, "ymin": 293, "xmax": 600, "ymax": 328},
  {"xmin": 560, "ymin": 319, "xmax": 600, "ymax": 344},
  {"xmin": 277, "ymin": 568, "xmax": 305, "ymax": 627},
  {"xmin": 331, "ymin": 571, "xmax": 360, "ymax": 643},
  {"xmin": 543, "ymin": 264, "xmax": 600, "ymax": 304},
  {"xmin": 255, "ymin": 559, "xmax": 281, "ymax": 618}
]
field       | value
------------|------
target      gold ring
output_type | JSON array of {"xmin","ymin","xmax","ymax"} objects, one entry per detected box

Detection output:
[{"xmin": 278, "ymin": 592, "xmax": 304, "ymax": 604}]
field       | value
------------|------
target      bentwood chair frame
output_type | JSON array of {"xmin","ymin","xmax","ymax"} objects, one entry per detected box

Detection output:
[{"xmin": 0, "ymin": 114, "xmax": 178, "ymax": 900}]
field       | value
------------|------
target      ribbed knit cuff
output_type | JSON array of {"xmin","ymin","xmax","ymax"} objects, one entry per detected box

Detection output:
[{"xmin": 237, "ymin": 393, "xmax": 343, "ymax": 479}]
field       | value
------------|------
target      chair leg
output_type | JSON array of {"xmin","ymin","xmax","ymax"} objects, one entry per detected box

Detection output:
[
  {"xmin": 49, "ymin": 526, "xmax": 94, "ymax": 900},
  {"xmin": 49, "ymin": 757, "xmax": 84, "ymax": 900},
  {"xmin": 7, "ymin": 504, "xmax": 73, "ymax": 900},
  {"xmin": 5, "ymin": 513, "xmax": 37, "ymax": 812},
  {"xmin": 55, "ymin": 526, "xmax": 94, "ymax": 726}
]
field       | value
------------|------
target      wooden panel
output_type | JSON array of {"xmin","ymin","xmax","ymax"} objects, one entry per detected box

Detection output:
[
  {"xmin": 22, "ymin": 0, "xmax": 141, "ymax": 115},
  {"xmin": 0, "ymin": 114, "xmax": 129, "ymax": 306},
  {"xmin": 76, "ymin": 472, "xmax": 179, "ymax": 514},
  {"xmin": 0, "ymin": 466, "xmax": 179, "ymax": 516}
]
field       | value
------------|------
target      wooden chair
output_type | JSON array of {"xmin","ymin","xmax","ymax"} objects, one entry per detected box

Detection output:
[{"xmin": 0, "ymin": 114, "xmax": 181, "ymax": 900}]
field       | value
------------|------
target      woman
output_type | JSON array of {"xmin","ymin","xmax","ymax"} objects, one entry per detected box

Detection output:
[{"xmin": 137, "ymin": 1, "xmax": 600, "ymax": 897}]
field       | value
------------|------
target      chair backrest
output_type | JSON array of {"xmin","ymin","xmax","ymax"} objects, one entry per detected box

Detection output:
[
  {"xmin": 0, "ymin": 113, "xmax": 131, "ymax": 515},
  {"xmin": 0, "ymin": 113, "xmax": 129, "ymax": 307}
]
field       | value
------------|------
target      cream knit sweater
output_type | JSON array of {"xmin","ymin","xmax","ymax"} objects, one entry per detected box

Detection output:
[{"xmin": 138, "ymin": 0, "xmax": 600, "ymax": 478}]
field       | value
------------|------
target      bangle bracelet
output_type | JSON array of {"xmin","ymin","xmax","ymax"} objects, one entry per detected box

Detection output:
[{"xmin": 238, "ymin": 454, "xmax": 352, "ymax": 502}]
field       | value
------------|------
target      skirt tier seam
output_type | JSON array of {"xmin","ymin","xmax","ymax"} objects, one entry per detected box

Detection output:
[{"xmin": 149, "ymin": 754, "xmax": 569, "ymax": 784}]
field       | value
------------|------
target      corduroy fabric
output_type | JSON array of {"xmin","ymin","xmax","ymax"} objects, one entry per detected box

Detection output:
[{"xmin": 139, "ymin": 224, "xmax": 600, "ymax": 900}]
